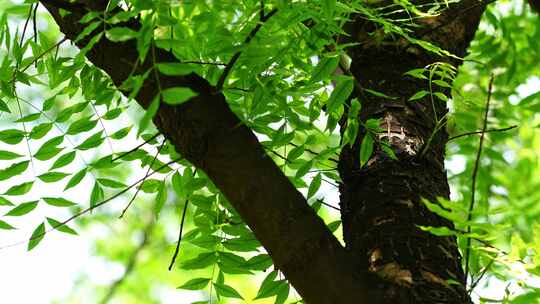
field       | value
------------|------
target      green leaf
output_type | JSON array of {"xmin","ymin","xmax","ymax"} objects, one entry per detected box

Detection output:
[
  {"xmin": 29, "ymin": 123, "xmax": 53, "ymax": 139},
  {"xmin": 76, "ymin": 131, "xmax": 104, "ymax": 150},
  {"xmin": 102, "ymin": 108, "xmax": 123, "ymax": 120},
  {"xmin": 97, "ymin": 178, "xmax": 126, "ymax": 188},
  {"xmin": 90, "ymin": 182, "xmax": 104, "ymax": 208},
  {"xmin": 243, "ymin": 254, "xmax": 272, "ymax": 271},
  {"xmin": 161, "ymin": 87, "xmax": 198, "ymax": 105},
  {"xmin": 64, "ymin": 168, "xmax": 87, "ymax": 190},
  {"xmin": 90, "ymin": 155, "xmax": 115, "ymax": 169},
  {"xmin": 34, "ymin": 135, "xmax": 64, "ymax": 161},
  {"xmin": 310, "ymin": 55, "xmax": 339, "ymax": 84},
  {"xmin": 50, "ymin": 151, "xmax": 76, "ymax": 170},
  {"xmin": 15, "ymin": 112, "xmax": 40, "ymax": 122},
  {"xmin": 326, "ymin": 76, "xmax": 354, "ymax": 113},
  {"xmin": 38, "ymin": 172, "xmax": 70, "ymax": 183},
  {"xmin": 258, "ymin": 271, "xmax": 278, "ymax": 298},
  {"xmin": 363, "ymin": 88, "xmax": 398, "ymax": 100},
  {"xmin": 156, "ymin": 63, "xmax": 195, "ymax": 76},
  {"xmin": 307, "ymin": 173, "xmax": 322, "ymax": 199},
  {"xmin": 110, "ymin": 126, "xmax": 132, "ymax": 140},
  {"xmin": 42, "ymin": 96, "xmax": 56, "ymax": 111},
  {"xmin": 5, "ymin": 200, "xmax": 38, "ymax": 216},
  {"xmin": 434, "ymin": 92, "xmax": 448, "ymax": 101},
  {"xmin": 0, "ymin": 196, "xmax": 14, "ymax": 206},
  {"xmin": 359, "ymin": 134, "xmax": 374, "ymax": 168},
  {"xmin": 0, "ymin": 160, "xmax": 29, "ymax": 181},
  {"xmin": 0, "ymin": 98, "xmax": 11, "ymax": 113},
  {"xmin": 136, "ymin": 19, "xmax": 153, "ymax": 61},
  {"xmin": 42, "ymin": 197, "xmax": 76, "ymax": 207},
  {"xmin": 0, "ymin": 219, "xmax": 15, "ymax": 230},
  {"xmin": 177, "ymin": 278, "xmax": 211, "ymax": 290},
  {"xmin": 138, "ymin": 94, "xmax": 160, "ymax": 137},
  {"xmin": 28, "ymin": 222, "xmax": 45, "ymax": 251},
  {"xmin": 140, "ymin": 179, "xmax": 161, "ymax": 193},
  {"xmin": 275, "ymin": 282, "xmax": 290, "ymax": 304},
  {"xmin": 74, "ymin": 20, "xmax": 102, "ymax": 43},
  {"xmin": 327, "ymin": 220, "xmax": 341, "ymax": 232},
  {"xmin": 0, "ymin": 150, "xmax": 23, "ymax": 160},
  {"xmin": 287, "ymin": 145, "xmax": 304, "ymax": 161},
  {"xmin": 4, "ymin": 181, "xmax": 34, "ymax": 196},
  {"xmin": 80, "ymin": 11, "xmax": 100, "ymax": 23},
  {"xmin": 222, "ymin": 237, "xmax": 260, "ymax": 252},
  {"xmin": 404, "ymin": 68, "xmax": 427, "ymax": 80},
  {"xmin": 0, "ymin": 129, "xmax": 25, "ymax": 145},
  {"xmin": 181, "ymin": 252, "xmax": 217, "ymax": 270},
  {"xmin": 190, "ymin": 235, "xmax": 220, "ymax": 249},
  {"xmin": 255, "ymin": 279, "xmax": 287, "ymax": 300},
  {"xmin": 46, "ymin": 217, "xmax": 78, "ymax": 235},
  {"xmin": 213, "ymin": 282, "xmax": 243, "ymax": 299},
  {"xmin": 381, "ymin": 141, "xmax": 398, "ymax": 160},
  {"xmin": 105, "ymin": 27, "xmax": 138, "ymax": 42},
  {"xmin": 154, "ymin": 181, "xmax": 167, "ymax": 219},
  {"xmin": 408, "ymin": 90, "xmax": 429, "ymax": 101},
  {"xmin": 67, "ymin": 116, "xmax": 97, "ymax": 135}
]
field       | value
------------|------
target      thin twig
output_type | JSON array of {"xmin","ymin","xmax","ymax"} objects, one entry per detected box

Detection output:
[
  {"xmin": 468, "ymin": 255, "xmax": 496, "ymax": 293},
  {"xmin": 99, "ymin": 219, "xmax": 155, "ymax": 304},
  {"xmin": 180, "ymin": 60, "xmax": 226, "ymax": 66},
  {"xmin": 119, "ymin": 139, "xmax": 166, "ymax": 218},
  {"xmin": 288, "ymin": 142, "xmax": 339, "ymax": 163},
  {"xmin": 14, "ymin": 5, "xmax": 37, "ymax": 176},
  {"xmin": 215, "ymin": 8, "xmax": 278, "ymax": 91},
  {"xmin": 464, "ymin": 74, "xmax": 494, "ymax": 284},
  {"xmin": 90, "ymin": 102, "xmax": 115, "ymax": 154},
  {"xmin": 0, "ymin": 157, "xmax": 181, "ymax": 251},
  {"xmin": 20, "ymin": 4, "xmax": 34, "ymax": 43},
  {"xmin": 19, "ymin": 37, "xmax": 68, "ymax": 74},
  {"xmin": 321, "ymin": 177, "xmax": 339, "ymax": 188},
  {"xmin": 318, "ymin": 200, "xmax": 340, "ymax": 211},
  {"xmin": 32, "ymin": 3, "xmax": 38, "ymax": 44},
  {"xmin": 111, "ymin": 132, "xmax": 160, "ymax": 162},
  {"xmin": 448, "ymin": 125, "xmax": 517, "ymax": 141},
  {"xmin": 168, "ymin": 198, "xmax": 190, "ymax": 270}
]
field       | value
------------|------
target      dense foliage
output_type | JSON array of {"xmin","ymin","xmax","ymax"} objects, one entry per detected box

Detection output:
[{"xmin": 1, "ymin": 0, "xmax": 540, "ymax": 303}]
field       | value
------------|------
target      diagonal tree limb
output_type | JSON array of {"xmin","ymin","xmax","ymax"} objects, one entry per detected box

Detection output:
[{"xmin": 38, "ymin": 2, "xmax": 379, "ymax": 303}]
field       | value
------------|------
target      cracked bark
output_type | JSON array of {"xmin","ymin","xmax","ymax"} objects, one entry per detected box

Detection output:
[
  {"xmin": 39, "ymin": 0, "xmax": 488, "ymax": 303},
  {"xmin": 339, "ymin": 1, "xmax": 487, "ymax": 303}
]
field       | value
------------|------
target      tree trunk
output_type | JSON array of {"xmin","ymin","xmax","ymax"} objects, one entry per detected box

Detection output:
[
  {"xmin": 39, "ymin": 0, "xmax": 489, "ymax": 303},
  {"xmin": 338, "ymin": 1, "xmax": 487, "ymax": 303}
]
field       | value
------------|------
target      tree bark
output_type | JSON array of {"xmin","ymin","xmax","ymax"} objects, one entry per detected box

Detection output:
[
  {"xmin": 38, "ymin": 0, "xmax": 488, "ymax": 303},
  {"xmin": 339, "ymin": 1, "xmax": 487, "ymax": 303},
  {"xmin": 39, "ymin": 2, "xmax": 378, "ymax": 303}
]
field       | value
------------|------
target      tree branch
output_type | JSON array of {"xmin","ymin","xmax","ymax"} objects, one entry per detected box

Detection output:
[
  {"xmin": 448, "ymin": 125, "xmax": 517, "ymax": 141},
  {"xmin": 464, "ymin": 74, "xmax": 494, "ymax": 284},
  {"xmin": 38, "ymin": 2, "xmax": 377, "ymax": 303}
]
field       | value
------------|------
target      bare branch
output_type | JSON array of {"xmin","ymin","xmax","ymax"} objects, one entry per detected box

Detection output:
[
  {"xmin": 448, "ymin": 125, "xmax": 517, "ymax": 141},
  {"xmin": 464, "ymin": 74, "xmax": 494, "ymax": 284},
  {"xmin": 168, "ymin": 198, "xmax": 190, "ymax": 270}
]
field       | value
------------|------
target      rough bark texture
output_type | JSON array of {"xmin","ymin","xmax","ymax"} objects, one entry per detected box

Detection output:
[
  {"xmin": 39, "ymin": 0, "xmax": 489, "ymax": 303},
  {"xmin": 338, "ymin": 1, "xmax": 487, "ymax": 303}
]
